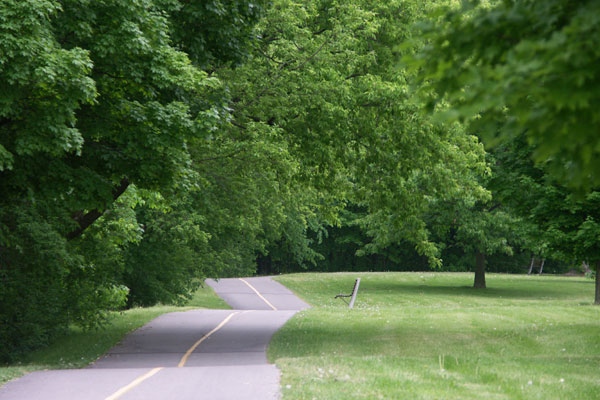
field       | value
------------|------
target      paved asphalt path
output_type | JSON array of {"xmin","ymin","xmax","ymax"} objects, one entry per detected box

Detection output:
[{"xmin": 0, "ymin": 277, "xmax": 309, "ymax": 400}]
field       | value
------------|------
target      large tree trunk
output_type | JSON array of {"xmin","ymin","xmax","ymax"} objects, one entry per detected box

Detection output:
[
  {"xmin": 538, "ymin": 258, "xmax": 545, "ymax": 275},
  {"xmin": 474, "ymin": 251, "xmax": 486, "ymax": 289},
  {"xmin": 595, "ymin": 260, "xmax": 600, "ymax": 305}
]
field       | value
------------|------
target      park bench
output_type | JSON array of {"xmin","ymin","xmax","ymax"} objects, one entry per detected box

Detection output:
[{"xmin": 334, "ymin": 278, "xmax": 360, "ymax": 308}]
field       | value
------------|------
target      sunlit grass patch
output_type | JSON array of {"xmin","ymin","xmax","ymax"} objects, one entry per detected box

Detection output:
[
  {"xmin": 270, "ymin": 272, "xmax": 600, "ymax": 399},
  {"xmin": 185, "ymin": 281, "xmax": 232, "ymax": 309}
]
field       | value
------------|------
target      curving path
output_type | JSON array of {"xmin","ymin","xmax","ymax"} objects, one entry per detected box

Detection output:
[{"xmin": 0, "ymin": 277, "xmax": 309, "ymax": 400}]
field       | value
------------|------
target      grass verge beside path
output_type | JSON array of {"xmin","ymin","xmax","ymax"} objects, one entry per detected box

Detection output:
[
  {"xmin": 270, "ymin": 272, "xmax": 600, "ymax": 399},
  {"xmin": 0, "ymin": 282, "xmax": 230, "ymax": 387}
]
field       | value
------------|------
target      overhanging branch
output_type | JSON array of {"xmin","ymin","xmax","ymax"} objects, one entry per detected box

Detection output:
[{"xmin": 67, "ymin": 177, "xmax": 130, "ymax": 240}]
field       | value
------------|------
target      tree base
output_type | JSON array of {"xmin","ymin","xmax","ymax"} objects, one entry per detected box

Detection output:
[{"xmin": 473, "ymin": 251, "xmax": 486, "ymax": 289}]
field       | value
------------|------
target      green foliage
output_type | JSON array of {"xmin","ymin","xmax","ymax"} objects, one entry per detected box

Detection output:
[
  {"xmin": 122, "ymin": 198, "xmax": 208, "ymax": 307},
  {"xmin": 0, "ymin": 0, "xmax": 265, "ymax": 360},
  {"xmin": 0, "ymin": 206, "xmax": 72, "ymax": 361},
  {"xmin": 0, "ymin": 0, "xmax": 96, "ymax": 171},
  {"xmin": 413, "ymin": 0, "xmax": 600, "ymax": 190},
  {"xmin": 221, "ymin": 0, "xmax": 489, "ymax": 264},
  {"xmin": 121, "ymin": 107, "xmax": 320, "ymax": 305},
  {"xmin": 425, "ymin": 197, "xmax": 518, "ymax": 275},
  {"xmin": 0, "ymin": 204, "xmax": 129, "ymax": 362},
  {"xmin": 258, "ymin": 204, "xmax": 535, "ymax": 275},
  {"xmin": 489, "ymin": 135, "xmax": 600, "ymax": 270},
  {"xmin": 159, "ymin": 0, "xmax": 268, "ymax": 69}
]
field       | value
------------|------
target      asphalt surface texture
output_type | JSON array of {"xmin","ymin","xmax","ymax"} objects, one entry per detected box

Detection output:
[{"xmin": 0, "ymin": 277, "xmax": 310, "ymax": 400}]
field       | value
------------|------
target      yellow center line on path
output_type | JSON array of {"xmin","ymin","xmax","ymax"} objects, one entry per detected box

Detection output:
[
  {"xmin": 177, "ymin": 312, "xmax": 239, "ymax": 368},
  {"xmin": 239, "ymin": 278, "xmax": 277, "ymax": 311},
  {"xmin": 105, "ymin": 367, "xmax": 163, "ymax": 400}
]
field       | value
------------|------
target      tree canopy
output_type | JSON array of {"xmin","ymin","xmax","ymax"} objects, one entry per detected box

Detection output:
[
  {"xmin": 413, "ymin": 0, "xmax": 600, "ymax": 190},
  {"xmin": 0, "ymin": 0, "xmax": 268, "ymax": 360},
  {"xmin": 219, "ymin": 0, "xmax": 489, "ymax": 262}
]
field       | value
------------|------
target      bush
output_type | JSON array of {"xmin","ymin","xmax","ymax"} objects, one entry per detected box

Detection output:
[
  {"xmin": 0, "ymin": 204, "xmax": 130, "ymax": 362},
  {"xmin": 0, "ymin": 207, "xmax": 75, "ymax": 361}
]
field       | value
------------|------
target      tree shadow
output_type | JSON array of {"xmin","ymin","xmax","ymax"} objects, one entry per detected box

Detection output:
[{"xmin": 362, "ymin": 279, "xmax": 593, "ymax": 300}]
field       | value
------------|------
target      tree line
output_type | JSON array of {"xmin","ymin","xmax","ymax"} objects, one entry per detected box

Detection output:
[{"xmin": 1, "ymin": 0, "xmax": 598, "ymax": 361}]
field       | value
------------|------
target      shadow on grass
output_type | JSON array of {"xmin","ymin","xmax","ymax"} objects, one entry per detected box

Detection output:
[{"xmin": 361, "ymin": 279, "xmax": 593, "ymax": 301}]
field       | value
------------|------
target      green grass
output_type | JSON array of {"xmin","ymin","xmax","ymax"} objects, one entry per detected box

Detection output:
[
  {"xmin": 0, "ymin": 283, "xmax": 230, "ymax": 387},
  {"xmin": 270, "ymin": 272, "xmax": 600, "ymax": 399},
  {"xmin": 185, "ymin": 280, "xmax": 232, "ymax": 309}
]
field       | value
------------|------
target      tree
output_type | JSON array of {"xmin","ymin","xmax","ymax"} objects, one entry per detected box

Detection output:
[
  {"xmin": 413, "ymin": 0, "xmax": 600, "ymax": 190},
  {"xmin": 451, "ymin": 206, "xmax": 515, "ymax": 289},
  {"xmin": 425, "ymin": 188, "xmax": 517, "ymax": 289},
  {"xmin": 487, "ymin": 135, "xmax": 600, "ymax": 303},
  {"xmin": 219, "ymin": 0, "xmax": 488, "ymax": 264},
  {"xmin": 0, "ymin": 0, "xmax": 267, "ymax": 360},
  {"xmin": 411, "ymin": 0, "xmax": 600, "ymax": 301}
]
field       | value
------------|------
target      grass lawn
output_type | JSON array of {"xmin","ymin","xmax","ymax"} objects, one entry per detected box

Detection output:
[
  {"xmin": 270, "ymin": 272, "xmax": 600, "ymax": 399},
  {"xmin": 0, "ymin": 282, "xmax": 229, "ymax": 387}
]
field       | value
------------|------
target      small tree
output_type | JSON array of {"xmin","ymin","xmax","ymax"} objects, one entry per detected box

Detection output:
[{"xmin": 430, "ymin": 200, "xmax": 515, "ymax": 289}]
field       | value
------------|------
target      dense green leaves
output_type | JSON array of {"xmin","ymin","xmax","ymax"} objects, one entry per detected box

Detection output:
[
  {"xmin": 0, "ymin": 0, "xmax": 267, "ymax": 360},
  {"xmin": 414, "ymin": 0, "xmax": 600, "ymax": 189},
  {"xmin": 160, "ymin": 0, "xmax": 268, "ymax": 68},
  {"xmin": 220, "ymin": 0, "xmax": 489, "ymax": 262},
  {"xmin": 0, "ymin": 1, "xmax": 95, "ymax": 170}
]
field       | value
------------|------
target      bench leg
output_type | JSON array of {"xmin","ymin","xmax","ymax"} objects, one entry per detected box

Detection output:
[{"xmin": 349, "ymin": 278, "xmax": 361, "ymax": 309}]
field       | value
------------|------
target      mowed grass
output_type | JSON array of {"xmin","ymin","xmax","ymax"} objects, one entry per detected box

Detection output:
[
  {"xmin": 270, "ymin": 272, "xmax": 600, "ymax": 399},
  {"xmin": 0, "ymin": 283, "xmax": 230, "ymax": 386}
]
